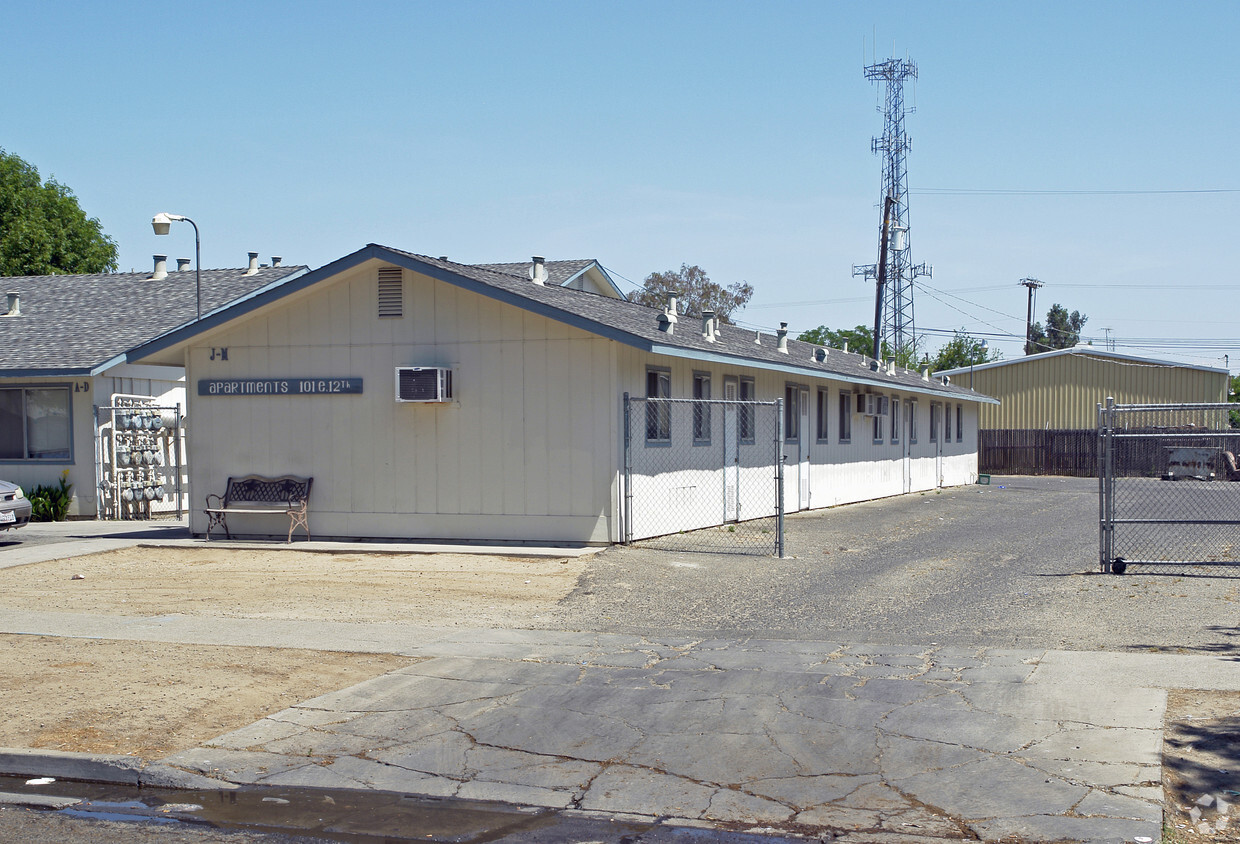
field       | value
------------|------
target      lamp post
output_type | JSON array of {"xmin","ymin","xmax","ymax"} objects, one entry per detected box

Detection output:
[{"xmin": 152, "ymin": 213, "xmax": 201, "ymax": 320}]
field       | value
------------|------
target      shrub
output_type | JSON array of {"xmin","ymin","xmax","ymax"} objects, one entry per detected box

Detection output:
[{"xmin": 29, "ymin": 470, "xmax": 73, "ymax": 522}]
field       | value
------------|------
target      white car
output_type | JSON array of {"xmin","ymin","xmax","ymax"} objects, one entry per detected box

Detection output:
[{"xmin": 0, "ymin": 480, "xmax": 32, "ymax": 531}]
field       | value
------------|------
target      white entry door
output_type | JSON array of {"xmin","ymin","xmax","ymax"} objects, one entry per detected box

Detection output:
[
  {"xmin": 723, "ymin": 378, "xmax": 739, "ymax": 522},
  {"xmin": 933, "ymin": 404, "xmax": 944, "ymax": 488},
  {"xmin": 903, "ymin": 400, "xmax": 915, "ymax": 493},
  {"xmin": 798, "ymin": 388, "xmax": 810, "ymax": 509}
]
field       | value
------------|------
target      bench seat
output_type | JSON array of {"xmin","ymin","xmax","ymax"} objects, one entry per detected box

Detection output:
[{"xmin": 204, "ymin": 474, "xmax": 313, "ymax": 542}]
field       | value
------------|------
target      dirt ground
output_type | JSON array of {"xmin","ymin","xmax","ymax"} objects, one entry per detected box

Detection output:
[
  {"xmin": 1163, "ymin": 690, "xmax": 1240, "ymax": 843},
  {"xmin": 0, "ymin": 546, "xmax": 586, "ymax": 758}
]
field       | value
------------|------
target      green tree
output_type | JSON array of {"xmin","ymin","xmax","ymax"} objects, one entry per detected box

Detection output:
[
  {"xmin": 1028, "ymin": 303, "xmax": 1087, "ymax": 353},
  {"xmin": 797, "ymin": 324, "xmax": 873, "ymax": 353},
  {"xmin": 0, "ymin": 149, "xmax": 118, "ymax": 276},
  {"xmin": 797, "ymin": 324, "xmax": 923, "ymax": 367},
  {"xmin": 929, "ymin": 329, "xmax": 1000, "ymax": 372},
  {"xmin": 632, "ymin": 264, "xmax": 753, "ymax": 323}
]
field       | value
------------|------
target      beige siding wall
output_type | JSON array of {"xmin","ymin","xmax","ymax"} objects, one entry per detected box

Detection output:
[
  {"xmin": 961, "ymin": 353, "xmax": 1228, "ymax": 430},
  {"xmin": 185, "ymin": 261, "xmax": 617, "ymax": 542}
]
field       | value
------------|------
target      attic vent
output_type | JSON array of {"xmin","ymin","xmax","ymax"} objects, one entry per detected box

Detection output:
[{"xmin": 377, "ymin": 266, "xmax": 404, "ymax": 318}]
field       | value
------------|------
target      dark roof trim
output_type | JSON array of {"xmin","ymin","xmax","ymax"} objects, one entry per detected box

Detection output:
[
  {"xmin": 0, "ymin": 368, "xmax": 93, "ymax": 378},
  {"xmin": 648, "ymin": 343, "xmax": 1001, "ymax": 403}
]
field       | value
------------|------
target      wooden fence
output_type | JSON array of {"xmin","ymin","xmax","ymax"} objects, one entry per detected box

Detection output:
[
  {"xmin": 981, "ymin": 428, "xmax": 1240, "ymax": 477},
  {"xmin": 979, "ymin": 429, "xmax": 1098, "ymax": 476}
]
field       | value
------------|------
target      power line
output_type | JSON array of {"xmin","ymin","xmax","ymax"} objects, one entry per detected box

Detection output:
[{"xmin": 913, "ymin": 188, "xmax": 1240, "ymax": 196}]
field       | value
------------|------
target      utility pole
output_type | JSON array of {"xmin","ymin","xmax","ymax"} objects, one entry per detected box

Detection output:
[
  {"xmin": 1020, "ymin": 277, "xmax": 1043, "ymax": 355},
  {"xmin": 852, "ymin": 57, "xmax": 931, "ymax": 363},
  {"xmin": 871, "ymin": 196, "xmax": 895, "ymax": 361}
]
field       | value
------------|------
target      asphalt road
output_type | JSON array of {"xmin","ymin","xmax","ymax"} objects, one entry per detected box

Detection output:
[{"xmin": 551, "ymin": 475, "xmax": 1240, "ymax": 653}]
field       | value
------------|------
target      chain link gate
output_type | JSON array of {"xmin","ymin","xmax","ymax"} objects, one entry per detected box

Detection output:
[
  {"xmin": 623, "ymin": 395, "xmax": 785, "ymax": 556},
  {"xmin": 1098, "ymin": 398, "xmax": 1240, "ymax": 573}
]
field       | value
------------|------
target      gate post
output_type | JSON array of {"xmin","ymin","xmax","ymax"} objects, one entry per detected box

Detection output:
[
  {"xmin": 1101, "ymin": 397, "xmax": 1116, "ymax": 572},
  {"xmin": 623, "ymin": 393, "xmax": 633, "ymax": 545},
  {"xmin": 775, "ymin": 397, "xmax": 787, "ymax": 559}
]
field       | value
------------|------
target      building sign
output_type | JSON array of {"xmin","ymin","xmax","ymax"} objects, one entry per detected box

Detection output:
[{"xmin": 198, "ymin": 378, "xmax": 363, "ymax": 396}]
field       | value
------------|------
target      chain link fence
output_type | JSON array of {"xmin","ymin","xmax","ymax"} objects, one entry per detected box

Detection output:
[
  {"xmin": 624, "ymin": 395, "xmax": 785, "ymax": 556},
  {"xmin": 1099, "ymin": 400, "xmax": 1240, "ymax": 573}
]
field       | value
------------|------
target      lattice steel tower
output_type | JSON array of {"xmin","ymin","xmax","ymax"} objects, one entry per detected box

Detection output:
[{"xmin": 853, "ymin": 57, "xmax": 931, "ymax": 361}]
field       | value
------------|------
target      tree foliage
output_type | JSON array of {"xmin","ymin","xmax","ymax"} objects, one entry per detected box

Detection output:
[
  {"xmin": 0, "ymin": 149, "xmax": 118, "ymax": 276},
  {"xmin": 797, "ymin": 324, "xmax": 924, "ymax": 367},
  {"xmin": 1028, "ymin": 303, "xmax": 1087, "ymax": 353},
  {"xmin": 929, "ymin": 329, "xmax": 1000, "ymax": 372},
  {"xmin": 797, "ymin": 324, "xmax": 874, "ymax": 353},
  {"xmin": 632, "ymin": 264, "xmax": 753, "ymax": 323}
]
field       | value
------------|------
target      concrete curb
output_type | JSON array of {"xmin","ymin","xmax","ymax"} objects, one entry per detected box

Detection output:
[{"xmin": 0, "ymin": 747, "xmax": 237, "ymax": 790}]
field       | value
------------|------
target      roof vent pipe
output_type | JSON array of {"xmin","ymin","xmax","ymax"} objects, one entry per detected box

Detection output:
[
  {"xmin": 530, "ymin": 256, "xmax": 547, "ymax": 285},
  {"xmin": 151, "ymin": 255, "xmax": 168, "ymax": 280},
  {"xmin": 245, "ymin": 252, "xmax": 259, "ymax": 275},
  {"xmin": 754, "ymin": 330, "xmax": 761, "ymax": 345},
  {"xmin": 888, "ymin": 360, "xmax": 896, "ymax": 376},
  {"xmin": 4, "ymin": 292, "xmax": 19, "ymax": 316},
  {"xmin": 271, "ymin": 256, "xmax": 282, "ymax": 267},
  {"xmin": 922, "ymin": 367, "xmax": 931, "ymax": 381},
  {"xmin": 657, "ymin": 293, "xmax": 678, "ymax": 334},
  {"xmin": 701, "ymin": 310, "xmax": 716, "ymax": 342},
  {"xmin": 776, "ymin": 322, "xmax": 789, "ymax": 354},
  {"xmin": 176, "ymin": 257, "xmax": 191, "ymax": 272}
]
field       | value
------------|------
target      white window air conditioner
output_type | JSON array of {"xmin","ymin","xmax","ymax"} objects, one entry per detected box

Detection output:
[{"xmin": 395, "ymin": 367, "xmax": 453, "ymax": 403}]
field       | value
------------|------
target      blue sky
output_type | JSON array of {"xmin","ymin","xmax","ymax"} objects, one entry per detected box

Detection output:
[{"xmin": 5, "ymin": 1, "xmax": 1238, "ymax": 368}]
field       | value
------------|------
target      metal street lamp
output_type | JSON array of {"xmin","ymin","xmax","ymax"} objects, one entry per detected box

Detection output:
[{"xmin": 152, "ymin": 213, "xmax": 201, "ymax": 320}]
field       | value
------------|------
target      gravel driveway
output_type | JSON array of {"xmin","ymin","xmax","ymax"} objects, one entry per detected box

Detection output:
[{"xmin": 550, "ymin": 475, "xmax": 1240, "ymax": 653}]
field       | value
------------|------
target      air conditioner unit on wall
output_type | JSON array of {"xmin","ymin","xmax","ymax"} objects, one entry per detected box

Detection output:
[{"xmin": 395, "ymin": 367, "xmax": 453, "ymax": 403}]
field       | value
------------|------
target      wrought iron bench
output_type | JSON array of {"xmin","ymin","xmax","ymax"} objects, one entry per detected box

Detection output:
[{"xmin": 204, "ymin": 475, "xmax": 313, "ymax": 542}]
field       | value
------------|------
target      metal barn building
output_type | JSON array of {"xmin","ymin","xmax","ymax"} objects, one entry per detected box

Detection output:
[{"xmin": 937, "ymin": 347, "xmax": 1229, "ymax": 475}]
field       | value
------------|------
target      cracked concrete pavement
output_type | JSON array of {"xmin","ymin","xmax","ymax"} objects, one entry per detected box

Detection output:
[{"xmin": 138, "ymin": 628, "xmax": 1209, "ymax": 843}]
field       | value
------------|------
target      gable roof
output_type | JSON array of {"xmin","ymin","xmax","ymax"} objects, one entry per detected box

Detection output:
[
  {"xmin": 129, "ymin": 244, "xmax": 995, "ymax": 404},
  {"xmin": 936, "ymin": 345, "xmax": 1229, "ymax": 378},
  {"xmin": 0, "ymin": 263, "xmax": 308, "ymax": 377},
  {"xmin": 472, "ymin": 259, "xmax": 625, "ymax": 298}
]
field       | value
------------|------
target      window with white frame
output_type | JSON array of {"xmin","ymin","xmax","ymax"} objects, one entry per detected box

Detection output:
[
  {"xmin": 645, "ymin": 368, "xmax": 670, "ymax": 443},
  {"xmin": 838, "ymin": 392, "xmax": 852, "ymax": 443},
  {"xmin": 930, "ymin": 403, "xmax": 940, "ymax": 442},
  {"xmin": 908, "ymin": 401, "xmax": 918, "ymax": 444},
  {"xmin": 891, "ymin": 397, "xmax": 901, "ymax": 443},
  {"xmin": 0, "ymin": 386, "xmax": 72, "ymax": 461},
  {"xmin": 784, "ymin": 384, "xmax": 800, "ymax": 442},
  {"xmin": 739, "ymin": 377, "xmax": 755, "ymax": 443},
  {"xmin": 945, "ymin": 402, "xmax": 952, "ymax": 442},
  {"xmin": 816, "ymin": 388, "xmax": 830, "ymax": 442},
  {"xmin": 956, "ymin": 404, "xmax": 963, "ymax": 442},
  {"xmin": 692, "ymin": 371, "xmax": 711, "ymax": 444}
]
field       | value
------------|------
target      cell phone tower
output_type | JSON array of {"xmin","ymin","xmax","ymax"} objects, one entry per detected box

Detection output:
[{"xmin": 852, "ymin": 57, "xmax": 932, "ymax": 363}]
